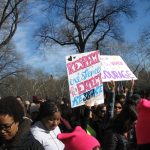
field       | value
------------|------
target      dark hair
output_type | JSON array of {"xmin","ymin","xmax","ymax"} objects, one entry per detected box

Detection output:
[
  {"xmin": 39, "ymin": 101, "xmax": 60, "ymax": 119},
  {"xmin": 114, "ymin": 101, "xmax": 124, "ymax": 107},
  {"xmin": 111, "ymin": 104, "xmax": 137, "ymax": 134},
  {"xmin": 16, "ymin": 96, "xmax": 23, "ymax": 102},
  {"xmin": 128, "ymin": 94, "xmax": 141, "ymax": 105},
  {"xmin": 0, "ymin": 96, "xmax": 24, "ymax": 123},
  {"xmin": 95, "ymin": 103, "xmax": 106, "ymax": 116}
]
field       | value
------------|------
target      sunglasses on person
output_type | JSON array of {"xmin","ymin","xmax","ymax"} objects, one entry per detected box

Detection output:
[
  {"xmin": 0, "ymin": 121, "xmax": 15, "ymax": 131},
  {"xmin": 100, "ymin": 110, "xmax": 106, "ymax": 113},
  {"xmin": 114, "ymin": 106, "xmax": 122, "ymax": 109}
]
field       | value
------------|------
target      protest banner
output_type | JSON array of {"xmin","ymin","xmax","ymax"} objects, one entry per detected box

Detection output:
[
  {"xmin": 66, "ymin": 50, "xmax": 104, "ymax": 108},
  {"xmin": 100, "ymin": 55, "xmax": 137, "ymax": 82}
]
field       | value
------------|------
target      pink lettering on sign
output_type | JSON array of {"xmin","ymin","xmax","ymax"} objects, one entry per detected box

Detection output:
[
  {"xmin": 70, "ymin": 86, "xmax": 77, "ymax": 97},
  {"xmin": 67, "ymin": 51, "xmax": 100, "ymax": 75},
  {"xmin": 77, "ymin": 74, "xmax": 102, "ymax": 95}
]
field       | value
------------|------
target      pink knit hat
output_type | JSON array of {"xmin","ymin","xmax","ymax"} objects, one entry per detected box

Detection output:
[
  {"xmin": 57, "ymin": 126, "xmax": 100, "ymax": 150},
  {"xmin": 136, "ymin": 99, "xmax": 150, "ymax": 144}
]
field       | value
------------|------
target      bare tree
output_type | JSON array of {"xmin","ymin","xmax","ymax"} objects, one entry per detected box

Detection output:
[
  {"xmin": 0, "ymin": 0, "xmax": 24, "ymax": 49},
  {"xmin": 36, "ymin": 0, "xmax": 135, "ymax": 53},
  {"xmin": 0, "ymin": 44, "xmax": 24, "ymax": 82},
  {"xmin": 0, "ymin": 70, "xmax": 69, "ymax": 101},
  {"xmin": 137, "ymin": 0, "xmax": 150, "ymax": 56},
  {"xmin": 139, "ymin": 26, "xmax": 150, "ymax": 57}
]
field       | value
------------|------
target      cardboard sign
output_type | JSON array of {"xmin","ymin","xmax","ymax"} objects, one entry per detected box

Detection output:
[
  {"xmin": 66, "ymin": 51, "xmax": 104, "ymax": 108},
  {"xmin": 100, "ymin": 55, "xmax": 137, "ymax": 82}
]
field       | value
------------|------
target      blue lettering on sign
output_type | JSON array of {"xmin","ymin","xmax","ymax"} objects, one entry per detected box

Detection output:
[
  {"xmin": 69, "ymin": 73, "xmax": 80, "ymax": 85},
  {"xmin": 72, "ymin": 84, "xmax": 103, "ymax": 107},
  {"xmin": 83, "ymin": 89, "xmax": 95, "ymax": 100},
  {"xmin": 69, "ymin": 66, "xmax": 101, "ymax": 86},
  {"xmin": 72, "ymin": 94, "xmax": 84, "ymax": 107},
  {"xmin": 81, "ymin": 66, "xmax": 101, "ymax": 80},
  {"xmin": 94, "ymin": 84, "xmax": 103, "ymax": 96}
]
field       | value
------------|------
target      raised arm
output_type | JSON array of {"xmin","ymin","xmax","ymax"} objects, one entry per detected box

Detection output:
[{"xmin": 106, "ymin": 81, "xmax": 116, "ymax": 119}]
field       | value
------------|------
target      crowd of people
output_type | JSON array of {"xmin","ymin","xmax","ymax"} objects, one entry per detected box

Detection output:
[{"xmin": 0, "ymin": 80, "xmax": 150, "ymax": 150}]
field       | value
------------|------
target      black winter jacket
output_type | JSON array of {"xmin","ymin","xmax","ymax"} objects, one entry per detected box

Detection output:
[
  {"xmin": 0, "ymin": 118, "xmax": 44, "ymax": 150},
  {"xmin": 102, "ymin": 130, "xmax": 129, "ymax": 150}
]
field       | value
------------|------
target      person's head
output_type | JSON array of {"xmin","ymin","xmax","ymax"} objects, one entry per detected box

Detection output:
[
  {"xmin": 24, "ymin": 100, "xmax": 30, "ymax": 111},
  {"xmin": 32, "ymin": 95, "xmax": 44, "ymax": 106},
  {"xmin": 112, "ymin": 103, "xmax": 137, "ymax": 134},
  {"xmin": 0, "ymin": 96, "xmax": 24, "ymax": 141},
  {"xmin": 39, "ymin": 101, "xmax": 61, "ymax": 131},
  {"xmin": 114, "ymin": 101, "xmax": 123, "ymax": 115},
  {"xmin": 128, "ymin": 94, "xmax": 141, "ymax": 106},
  {"xmin": 16, "ymin": 96, "xmax": 23, "ymax": 103},
  {"xmin": 118, "ymin": 94, "xmax": 126, "ymax": 104},
  {"xmin": 58, "ymin": 126, "xmax": 100, "ymax": 150},
  {"xmin": 16, "ymin": 96, "xmax": 25, "ymax": 107},
  {"xmin": 95, "ymin": 104, "xmax": 107, "ymax": 119},
  {"xmin": 29, "ymin": 103, "xmax": 40, "ymax": 122}
]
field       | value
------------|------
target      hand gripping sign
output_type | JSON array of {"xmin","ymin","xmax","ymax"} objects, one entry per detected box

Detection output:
[{"xmin": 66, "ymin": 50, "xmax": 104, "ymax": 108}]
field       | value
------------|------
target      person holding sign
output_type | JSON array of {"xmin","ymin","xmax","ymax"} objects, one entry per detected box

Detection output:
[
  {"xmin": 92, "ymin": 81, "xmax": 116, "ymax": 147},
  {"xmin": 102, "ymin": 97, "xmax": 137, "ymax": 150}
]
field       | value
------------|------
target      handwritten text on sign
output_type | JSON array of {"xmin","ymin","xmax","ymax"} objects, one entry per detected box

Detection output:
[
  {"xmin": 66, "ymin": 51, "xmax": 104, "ymax": 108},
  {"xmin": 100, "ymin": 55, "xmax": 137, "ymax": 82}
]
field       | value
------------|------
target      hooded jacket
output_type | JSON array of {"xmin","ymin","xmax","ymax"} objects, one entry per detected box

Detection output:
[
  {"xmin": 136, "ymin": 99, "xmax": 150, "ymax": 150},
  {"xmin": 31, "ymin": 121, "xmax": 65, "ymax": 150}
]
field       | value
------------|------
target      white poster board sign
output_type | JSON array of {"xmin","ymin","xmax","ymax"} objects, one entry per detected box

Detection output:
[
  {"xmin": 66, "ymin": 51, "xmax": 104, "ymax": 108},
  {"xmin": 100, "ymin": 55, "xmax": 137, "ymax": 82}
]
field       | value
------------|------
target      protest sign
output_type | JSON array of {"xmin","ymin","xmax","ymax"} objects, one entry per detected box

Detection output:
[
  {"xmin": 100, "ymin": 55, "xmax": 137, "ymax": 82},
  {"xmin": 66, "ymin": 51, "xmax": 104, "ymax": 108}
]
